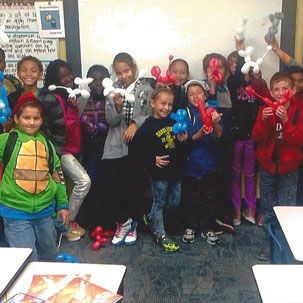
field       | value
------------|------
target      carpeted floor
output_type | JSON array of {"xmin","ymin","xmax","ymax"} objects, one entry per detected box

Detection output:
[{"xmin": 59, "ymin": 222, "xmax": 267, "ymax": 303}]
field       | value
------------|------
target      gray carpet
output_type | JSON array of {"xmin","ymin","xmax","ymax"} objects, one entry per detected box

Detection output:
[{"xmin": 59, "ymin": 223, "xmax": 267, "ymax": 303}]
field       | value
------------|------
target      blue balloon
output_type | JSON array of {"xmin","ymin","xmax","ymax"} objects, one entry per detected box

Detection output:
[{"xmin": 170, "ymin": 109, "xmax": 188, "ymax": 134}]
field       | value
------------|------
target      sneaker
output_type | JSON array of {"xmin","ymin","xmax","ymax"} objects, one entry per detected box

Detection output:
[
  {"xmin": 111, "ymin": 218, "xmax": 132, "ymax": 245},
  {"xmin": 215, "ymin": 218, "xmax": 235, "ymax": 234},
  {"xmin": 242, "ymin": 208, "xmax": 256, "ymax": 224},
  {"xmin": 69, "ymin": 221, "xmax": 86, "ymax": 237},
  {"xmin": 201, "ymin": 231, "xmax": 221, "ymax": 246},
  {"xmin": 157, "ymin": 235, "xmax": 180, "ymax": 252},
  {"xmin": 141, "ymin": 214, "xmax": 154, "ymax": 234},
  {"xmin": 257, "ymin": 247, "xmax": 270, "ymax": 261},
  {"xmin": 213, "ymin": 222, "xmax": 224, "ymax": 235},
  {"xmin": 183, "ymin": 229, "xmax": 195, "ymax": 244},
  {"xmin": 257, "ymin": 214, "xmax": 264, "ymax": 227},
  {"xmin": 233, "ymin": 209, "xmax": 241, "ymax": 226},
  {"xmin": 125, "ymin": 222, "xmax": 137, "ymax": 245},
  {"xmin": 64, "ymin": 230, "xmax": 81, "ymax": 242}
]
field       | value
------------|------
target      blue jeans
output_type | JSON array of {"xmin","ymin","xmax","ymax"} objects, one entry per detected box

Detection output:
[
  {"xmin": 149, "ymin": 179, "xmax": 181, "ymax": 237},
  {"xmin": 260, "ymin": 168, "xmax": 298, "ymax": 226},
  {"xmin": 296, "ymin": 164, "xmax": 303, "ymax": 205},
  {"xmin": 3, "ymin": 216, "xmax": 58, "ymax": 262}
]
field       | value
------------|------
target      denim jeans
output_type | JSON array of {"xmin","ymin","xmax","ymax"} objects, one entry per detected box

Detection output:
[
  {"xmin": 149, "ymin": 179, "xmax": 181, "ymax": 237},
  {"xmin": 296, "ymin": 164, "xmax": 303, "ymax": 205},
  {"xmin": 3, "ymin": 216, "xmax": 57, "ymax": 261},
  {"xmin": 260, "ymin": 168, "xmax": 298, "ymax": 226},
  {"xmin": 61, "ymin": 154, "xmax": 91, "ymax": 221}
]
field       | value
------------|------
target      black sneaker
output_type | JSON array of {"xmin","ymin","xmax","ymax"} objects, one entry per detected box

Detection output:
[
  {"xmin": 201, "ymin": 231, "xmax": 222, "ymax": 245},
  {"xmin": 157, "ymin": 235, "xmax": 180, "ymax": 252},
  {"xmin": 141, "ymin": 214, "xmax": 154, "ymax": 234},
  {"xmin": 183, "ymin": 229, "xmax": 195, "ymax": 244}
]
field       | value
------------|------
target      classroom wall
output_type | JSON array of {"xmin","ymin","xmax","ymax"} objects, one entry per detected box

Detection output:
[{"xmin": 78, "ymin": 0, "xmax": 283, "ymax": 83}]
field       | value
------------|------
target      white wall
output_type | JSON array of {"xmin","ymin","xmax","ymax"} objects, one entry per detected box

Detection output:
[{"xmin": 78, "ymin": 0, "xmax": 283, "ymax": 83}]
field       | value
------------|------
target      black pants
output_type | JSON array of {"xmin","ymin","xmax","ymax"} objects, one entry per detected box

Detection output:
[
  {"xmin": 182, "ymin": 172, "xmax": 220, "ymax": 232},
  {"xmin": 101, "ymin": 156, "xmax": 147, "ymax": 225}
]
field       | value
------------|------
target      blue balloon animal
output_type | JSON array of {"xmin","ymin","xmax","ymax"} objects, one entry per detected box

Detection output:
[
  {"xmin": 0, "ymin": 71, "xmax": 11, "ymax": 124},
  {"xmin": 56, "ymin": 252, "xmax": 80, "ymax": 263},
  {"xmin": 170, "ymin": 109, "xmax": 188, "ymax": 134}
]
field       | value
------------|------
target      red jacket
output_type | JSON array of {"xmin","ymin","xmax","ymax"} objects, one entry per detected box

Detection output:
[{"xmin": 252, "ymin": 96, "xmax": 303, "ymax": 174}]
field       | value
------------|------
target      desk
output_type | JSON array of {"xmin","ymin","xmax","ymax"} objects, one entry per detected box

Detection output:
[
  {"xmin": 274, "ymin": 206, "xmax": 303, "ymax": 261},
  {"xmin": 0, "ymin": 248, "xmax": 32, "ymax": 300},
  {"xmin": 4, "ymin": 262, "xmax": 126, "ymax": 302},
  {"xmin": 252, "ymin": 264, "xmax": 303, "ymax": 303}
]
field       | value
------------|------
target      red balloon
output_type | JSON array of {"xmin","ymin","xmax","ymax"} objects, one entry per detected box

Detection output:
[
  {"xmin": 91, "ymin": 241, "xmax": 102, "ymax": 251},
  {"xmin": 151, "ymin": 66, "xmax": 161, "ymax": 78},
  {"xmin": 90, "ymin": 230, "xmax": 97, "ymax": 238},
  {"xmin": 94, "ymin": 225, "xmax": 103, "ymax": 235},
  {"xmin": 102, "ymin": 230, "xmax": 114, "ymax": 238}
]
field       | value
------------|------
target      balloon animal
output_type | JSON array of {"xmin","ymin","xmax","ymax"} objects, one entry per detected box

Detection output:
[
  {"xmin": 102, "ymin": 70, "xmax": 145, "ymax": 103},
  {"xmin": 0, "ymin": 71, "xmax": 11, "ymax": 124},
  {"xmin": 170, "ymin": 109, "xmax": 188, "ymax": 134},
  {"xmin": 235, "ymin": 17, "xmax": 247, "ymax": 41},
  {"xmin": 151, "ymin": 55, "xmax": 176, "ymax": 85},
  {"xmin": 238, "ymin": 45, "xmax": 272, "ymax": 74},
  {"xmin": 265, "ymin": 12, "xmax": 284, "ymax": 44},
  {"xmin": 48, "ymin": 77, "xmax": 93, "ymax": 99}
]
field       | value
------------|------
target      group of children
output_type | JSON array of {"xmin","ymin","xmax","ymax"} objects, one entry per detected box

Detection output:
[{"xmin": 0, "ymin": 33, "xmax": 302, "ymax": 259}]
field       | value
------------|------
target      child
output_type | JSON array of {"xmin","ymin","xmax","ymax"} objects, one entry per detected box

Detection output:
[
  {"xmin": 6, "ymin": 56, "xmax": 43, "ymax": 133},
  {"xmin": 227, "ymin": 47, "xmax": 262, "ymax": 225},
  {"xmin": 80, "ymin": 64, "xmax": 110, "ymax": 226},
  {"xmin": 102, "ymin": 52, "xmax": 153, "ymax": 245},
  {"xmin": 202, "ymin": 53, "xmax": 234, "ymax": 234},
  {"xmin": 0, "ymin": 47, "xmax": 21, "ymax": 97},
  {"xmin": 43, "ymin": 59, "xmax": 91, "ymax": 241},
  {"xmin": 182, "ymin": 80, "xmax": 223, "ymax": 245},
  {"xmin": 252, "ymin": 72, "xmax": 303, "ymax": 229},
  {"xmin": 0, "ymin": 93, "xmax": 69, "ymax": 261},
  {"xmin": 169, "ymin": 58, "xmax": 190, "ymax": 112},
  {"xmin": 131, "ymin": 85, "xmax": 187, "ymax": 251}
]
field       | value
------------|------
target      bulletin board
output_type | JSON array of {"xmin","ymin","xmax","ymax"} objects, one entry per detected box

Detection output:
[
  {"xmin": 78, "ymin": 0, "xmax": 283, "ymax": 83},
  {"xmin": 0, "ymin": 4, "xmax": 59, "ymax": 75}
]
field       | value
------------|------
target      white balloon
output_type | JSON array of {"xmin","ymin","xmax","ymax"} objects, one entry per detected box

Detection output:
[
  {"xmin": 48, "ymin": 85, "xmax": 56, "ymax": 91},
  {"xmin": 102, "ymin": 78, "xmax": 113, "ymax": 88},
  {"xmin": 241, "ymin": 64, "xmax": 251, "ymax": 74},
  {"xmin": 74, "ymin": 77, "xmax": 82, "ymax": 85},
  {"xmin": 81, "ymin": 90, "xmax": 90, "ymax": 99},
  {"xmin": 73, "ymin": 88, "xmax": 81, "ymax": 95}
]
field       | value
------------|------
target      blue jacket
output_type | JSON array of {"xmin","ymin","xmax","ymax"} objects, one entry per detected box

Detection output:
[{"xmin": 185, "ymin": 104, "xmax": 221, "ymax": 177}]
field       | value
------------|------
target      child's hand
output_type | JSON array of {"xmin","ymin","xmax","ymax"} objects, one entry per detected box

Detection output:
[
  {"xmin": 262, "ymin": 107, "xmax": 273, "ymax": 120},
  {"xmin": 58, "ymin": 209, "xmax": 70, "ymax": 226},
  {"xmin": 206, "ymin": 70, "xmax": 216, "ymax": 95},
  {"xmin": 276, "ymin": 105, "xmax": 288, "ymax": 123},
  {"xmin": 68, "ymin": 96, "xmax": 78, "ymax": 107},
  {"xmin": 155, "ymin": 155, "xmax": 170, "ymax": 168},
  {"xmin": 123, "ymin": 122, "xmax": 137, "ymax": 142},
  {"xmin": 192, "ymin": 128, "xmax": 204, "ymax": 141},
  {"xmin": 177, "ymin": 131, "xmax": 188, "ymax": 142},
  {"xmin": 113, "ymin": 93, "xmax": 123, "ymax": 112},
  {"xmin": 211, "ymin": 111, "xmax": 222, "ymax": 123}
]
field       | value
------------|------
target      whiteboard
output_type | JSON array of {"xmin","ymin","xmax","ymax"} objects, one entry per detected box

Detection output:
[{"xmin": 78, "ymin": 0, "xmax": 283, "ymax": 84}]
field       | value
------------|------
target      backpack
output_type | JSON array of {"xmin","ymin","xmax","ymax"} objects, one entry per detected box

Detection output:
[{"xmin": 2, "ymin": 131, "xmax": 54, "ymax": 175}]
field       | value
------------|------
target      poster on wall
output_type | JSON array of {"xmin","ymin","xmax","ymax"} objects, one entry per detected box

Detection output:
[
  {"xmin": 34, "ymin": 1, "xmax": 65, "ymax": 38},
  {"xmin": 0, "ymin": 4, "xmax": 59, "ymax": 76}
]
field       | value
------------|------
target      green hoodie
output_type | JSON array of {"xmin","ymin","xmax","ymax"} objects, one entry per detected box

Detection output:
[{"xmin": 0, "ymin": 129, "xmax": 68, "ymax": 213}]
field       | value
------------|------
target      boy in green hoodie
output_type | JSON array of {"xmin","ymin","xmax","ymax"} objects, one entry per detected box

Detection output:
[{"xmin": 0, "ymin": 92, "xmax": 69, "ymax": 261}]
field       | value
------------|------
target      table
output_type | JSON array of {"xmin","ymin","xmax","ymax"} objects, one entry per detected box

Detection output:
[
  {"xmin": 0, "ymin": 248, "xmax": 32, "ymax": 300},
  {"xmin": 274, "ymin": 206, "xmax": 303, "ymax": 261},
  {"xmin": 3, "ymin": 262, "xmax": 126, "ymax": 302},
  {"xmin": 252, "ymin": 264, "xmax": 303, "ymax": 303}
]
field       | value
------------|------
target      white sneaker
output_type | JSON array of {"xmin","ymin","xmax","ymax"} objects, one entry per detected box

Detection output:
[
  {"xmin": 111, "ymin": 218, "xmax": 132, "ymax": 245},
  {"xmin": 125, "ymin": 222, "xmax": 137, "ymax": 245}
]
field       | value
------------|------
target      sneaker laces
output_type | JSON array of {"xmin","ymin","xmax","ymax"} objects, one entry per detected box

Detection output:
[{"xmin": 114, "ymin": 223, "xmax": 130, "ymax": 237}]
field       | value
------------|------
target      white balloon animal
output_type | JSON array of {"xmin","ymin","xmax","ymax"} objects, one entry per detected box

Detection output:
[{"xmin": 0, "ymin": 13, "xmax": 9, "ymax": 45}]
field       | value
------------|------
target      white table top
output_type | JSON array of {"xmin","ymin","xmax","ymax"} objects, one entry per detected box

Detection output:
[
  {"xmin": 0, "ymin": 248, "xmax": 32, "ymax": 299},
  {"xmin": 4, "ymin": 261, "xmax": 126, "ymax": 301},
  {"xmin": 274, "ymin": 206, "xmax": 303, "ymax": 261},
  {"xmin": 252, "ymin": 264, "xmax": 303, "ymax": 303}
]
